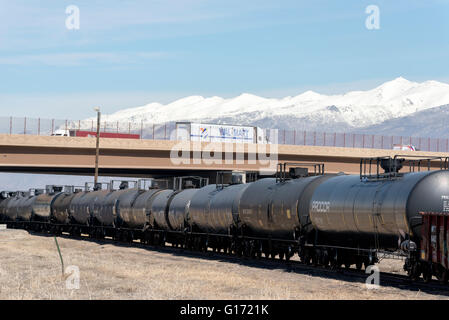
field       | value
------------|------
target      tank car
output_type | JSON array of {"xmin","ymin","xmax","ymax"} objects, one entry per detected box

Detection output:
[
  {"xmin": 127, "ymin": 189, "xmax": 164, "ymax": 230},
  {"xmin": 309, "ymin": 166, "xmax": 449, "ymax": 250},
  {"xmin": 30, "ymin": 186, "xmax": 64, "ymax": 223},
  {"xmin": 95, "ymin": 182, "xmax": 142, "ymax": 228},
  {"xmin": 4, "ymin": 193, "xmax": 25, "ymax": 222},
  {"xmin": 0, "ymin": 194, "xmax": 6, "ymax": 222},
  {"xmin": 151, "ymin": 190, "xmax": 180, "ymax": 230},
  {"xmin": 189, "ymin": 183, "xmax": 250, "ymax": 235},
  {"xmin": 16, "ymin": 193, "xmax": 37, "ymax": 222},
  {"xmin": 52, "ymin": 188, "xmax": 81, "ymax": 225},
  {"xmin": 0, "ymin": 192, "xmax": 16, "ymax": 222},
  {"xmin": 167, "ymin": 188, "xmax": 199, "ymax": 231},
  {"xmin": 95, "ymin": 189, "xmax": 128, "ymax": 227},
  {"xmin": 70, "ymin": 189, "xmax": 111, "ymax": 226},
  {"xmin": 238, "ymin": 175, "xmax": 333, "ymax": 239}
]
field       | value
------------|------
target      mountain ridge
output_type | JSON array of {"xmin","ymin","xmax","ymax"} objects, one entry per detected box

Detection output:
[{"xmin": 83, "ymin": 77, "xmax": 449, "ymax": 138}]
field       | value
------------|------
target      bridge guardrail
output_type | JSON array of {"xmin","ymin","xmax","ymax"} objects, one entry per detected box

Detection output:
[{"xmin": 0, "ymin": 116, "xmax": 447, "ymax": 153}]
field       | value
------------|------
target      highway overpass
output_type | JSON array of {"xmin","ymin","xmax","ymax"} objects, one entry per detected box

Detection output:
[{"xmin": 0, "ymin": 134, "xmax": 447, "ymax": 181}]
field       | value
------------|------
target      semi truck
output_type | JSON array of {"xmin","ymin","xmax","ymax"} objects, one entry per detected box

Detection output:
[
  {"xmin": 175, "ymin": 122, "xmax": 269, "ymax": 144},
  {"xmin": 52, "ymin": 129, "xmax": 140, "ymax": 139},
  {"xmin": 392, "ymin": 144, "xmax": 417, "ymax": 151}
]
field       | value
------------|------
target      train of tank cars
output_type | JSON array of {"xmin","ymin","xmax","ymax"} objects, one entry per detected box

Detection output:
[{"xmin": 1, "ymin": 156, "xmax": 449, "ymax": 284}]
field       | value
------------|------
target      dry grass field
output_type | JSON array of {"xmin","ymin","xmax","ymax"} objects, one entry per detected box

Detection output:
[{"xmin": 0, "ymin": 229, "xmax": 447, "ymax": 300}]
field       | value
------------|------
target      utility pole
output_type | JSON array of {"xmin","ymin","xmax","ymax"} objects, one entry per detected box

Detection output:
[{"xmin": 94, "ymin": 107, "xmax": 101, "ymax": 188}]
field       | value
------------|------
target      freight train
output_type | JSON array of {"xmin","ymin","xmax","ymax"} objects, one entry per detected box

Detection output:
[{"xmin": 1, "ymin": 156, "xmax": 449, "ymax": 283}]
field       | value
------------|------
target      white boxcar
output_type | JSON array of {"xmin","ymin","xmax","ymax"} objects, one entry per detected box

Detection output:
[{"xmin": 176, "ymin": 122, "xmax": 267, "ymax": 144}]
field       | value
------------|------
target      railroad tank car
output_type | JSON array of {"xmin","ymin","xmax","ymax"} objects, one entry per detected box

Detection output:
[
  {"xmin": 95, "ymin": 189, "xmax": 127, "ymax": 227},
  {"xmin": 128, "ymin": 189, "xmax": 163, "ymax": 229},
  {"xmin": 4, "ymin": 195, "xmax": 23, "ymax": 222},
  {"xmin": 189, "ymin": 184, "xmax": 249, "ymax": 234},
  {"xmin": 238, "ymin": 175, "xmax": 333, "ymax": 239},
  {"xmin": 16, "ymin": 195, "xmax": 36, "ymax": 222},
  {"xmin": 0, "ymin": 195, "xmax": 15, "ymax": 221},
  {"xmin": 0, "ymin": 196, "xmax": 6, "ymax": 221},
  {"xmin": 151, "ymin": 190, "xmax": 179, "ymax": 230},
  {"xmin": 52, "ymin": 192, "xmax": 80, "ymax": 224},
  {"xmin": 188, "ymin": 185, "xmax": 218, "ymax": 232},
  {"xmin": 309, "ymin": 170, "xmax": 449, "ymax": 250},
  {"xmin": 70, "ymin": 190, "xmax": 110, "ymax": 225},
  {"xmin": 115, "ymin": 189, "xmax": 148, "ymax": 228},
  {"xmin": 31, "ymin": 192, "xmax": 63, "ymax": 222},
  {"xmin": 95, "ymin": 188, "xmax": 142, "ymax": 227},
  {"xmin": 90, "ymin": 189, "xmax": 116, "ymax": 226},
  {"xmin": 167, "ymin": 188, "xmax": 199, "ymax": 231}
]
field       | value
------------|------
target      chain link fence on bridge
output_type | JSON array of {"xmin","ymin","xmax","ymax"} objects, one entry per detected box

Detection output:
[{"xmin": 0, "ymin": 116, "xmax": 447, "ymax": 153}]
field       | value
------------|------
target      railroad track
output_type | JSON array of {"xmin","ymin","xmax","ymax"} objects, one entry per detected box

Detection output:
[{"xmin": 23, "ymin": 228, "xmax": 449, "ymax": 297}]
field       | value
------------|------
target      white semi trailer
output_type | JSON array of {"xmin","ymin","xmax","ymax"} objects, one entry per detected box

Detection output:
[{"xmin": 175, "ymin": 122, "xmax": 269, "ymax": 144}]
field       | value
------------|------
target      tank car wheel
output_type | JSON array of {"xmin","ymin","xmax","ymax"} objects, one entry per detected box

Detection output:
[
  {"xmin": 246, "ymin": 241, "xmax": 252, "ymax": 257},
  {"xmin": 301, "ymin": 254, "xmax": 310, "ymax": 265},
  {"xmin": 279, "ymin": 252, "xmax": 285, "ymax": 261},
  {"xmin": 236, "ymin": 245, "xmax": 243, "ymax": 257},
  {"xmin": 438, "ymin": 269, "xmax": 448, "ymax": 284},
  {"xmin": 423, "ymin": 268, "xmax": 432, "ymax": 283},
  {"xmin": 363, "ymin": 259, "xmax": 371, "ymax": 271},
  {"xmin": 254, "ymin": 242, "xmax": 261, "ymax": 259},
  {"xmin": 344, "ymin": 263, "xmax": 351, "ymax": 270},
  {"xmin": 249, "ymin": 246, "xmax": 256, "ymax": 259},
  {"xmin": 356, "ymin": 261, "xmax": 363, "ymax": 271},
  {"xmin": 122, "ymin": 231, "xmax": 129, "ymax": 242},
  {"xmin": 95, "ymin": 228, "xmax": 101, "ymax": 239},
  {"xmin": 329, "ymin": 258, "xmax": 339, "ymax": 270},
  {"xmin": 285, "ymin": 246, "xmax": 292, "ymax": 261},
  {"xmin": 321, "ymin": 250, "xmax": 330, "ymax": 267},
  {"xmin": 115, "ymin": 230, "xmax": 121, "ymax": 242}
]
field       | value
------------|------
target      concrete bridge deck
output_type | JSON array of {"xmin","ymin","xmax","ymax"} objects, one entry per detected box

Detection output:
[{"xmin": 0, "ymin": 134, "xmax": 447, "ymax": 178}]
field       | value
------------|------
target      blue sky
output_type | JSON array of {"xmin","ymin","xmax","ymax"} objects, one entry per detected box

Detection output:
[{"xmin": 0, "ymin": 0, "xmax": 448, "ymax": 119}]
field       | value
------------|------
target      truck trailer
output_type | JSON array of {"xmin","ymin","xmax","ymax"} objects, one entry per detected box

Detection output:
[
  {"xmin": 175, "ymin": 122, "xmax": 269, "ymax": 144},
  {"xmin": 52, "ymin": 129, "xmax": 140, "ymax": 139}
]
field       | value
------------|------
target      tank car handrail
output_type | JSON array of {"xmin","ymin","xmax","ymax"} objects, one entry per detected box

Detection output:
[
  {"xmin": 85, "ymin": 181, "xmax": 110, "ymax": 192},
  {"xmin": 137, "ymin": 178, "xmax": 159, "ymax": 190},
  {"xmin": 360, "ymin": 156, "xmax": 449, "ymax": 181},
  {"xmin": 108, "ymin": 180, "xmax": 138, "ymax": 191},
  {"xmin": 276, "ymin": 162, "xmax": 325, "ymax": 183},
  {"xmin": 173, "ymin": 176, "xmax": 209, "ymax": 191}
]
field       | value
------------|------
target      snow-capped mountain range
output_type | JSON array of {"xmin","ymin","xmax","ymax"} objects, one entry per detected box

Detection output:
[{"xmin": 88, "ymin": 77, "xmax": 449, "ymax": 137}]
